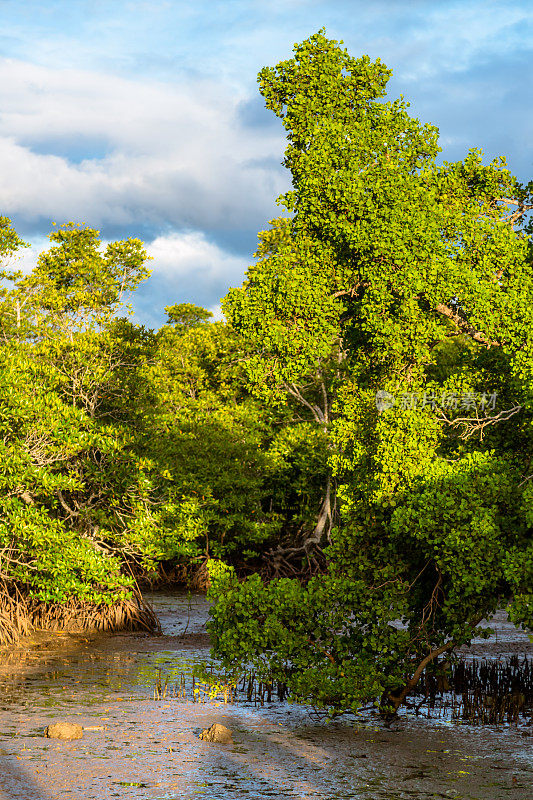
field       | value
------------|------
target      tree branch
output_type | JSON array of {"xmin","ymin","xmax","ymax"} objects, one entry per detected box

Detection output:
[
  {"xmin": 283, "ymin": 381, "xmax": 325, "ymax": 425},
  {"xmin": 435, "ymin": 303, "xmax": 500, "ymax": 347},
  {"xmin": 389, "ymin": 614, "xmax": 485, "ymax": 712},
  {"xmin": 439, "ymin": 404, "xmax": 522, "ymax": 440}
]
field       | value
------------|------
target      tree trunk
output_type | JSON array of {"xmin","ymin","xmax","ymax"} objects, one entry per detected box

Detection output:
[
  {"xmin": 304, "ymin": 473, "xmax": 333, "ymax": 553},
  {"xmin": 265, "ymin": 473, "xmax": 334, "ymax": 577}
]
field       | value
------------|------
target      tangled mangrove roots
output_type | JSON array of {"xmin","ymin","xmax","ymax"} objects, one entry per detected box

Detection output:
[
  {"xmin": 411, "ymin": 655, "xmax": 532, "ymax": 724},
  {"xmin": 139, "ymin": 553, "xmax": 327, "ymax": 590},
  {"xmin": 0, "ymin": 581, "xmax": 160, "ymax": 644},
  {"xmin": 0, "ymin": 581, "xmax": 32, "ymax": 644},
  {"xmin": 188, "ymin": 560, "xmax": 213, "ymax": 592},
  {"xmin": 137, "ymin": 559, "xmax": 212, "ymax": 592},
  {"xmin": 28, "ymin": 589, "xmax": 161, "ymax": 635},
  {"xmin": 260, "ymin": 544, "xmax": 327, "ymax": 581}
]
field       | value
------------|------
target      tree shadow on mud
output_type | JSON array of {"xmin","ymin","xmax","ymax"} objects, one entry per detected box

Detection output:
[
  {"xmin": 191, "ymin": 710, "xmax": 359, "ymax": 798},
  {"xmin": 0, "ymin": 633, "xmax": 90, "ymax": 800},
  {"xmin": 0, "ymin": 755, "xmax": 55, "ymax": 800},
  {"xmin": 191, "ymin": 708, "xmax": 530, "ymax": 799}
]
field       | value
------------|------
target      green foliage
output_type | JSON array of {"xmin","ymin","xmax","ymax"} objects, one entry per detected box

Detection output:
[
  {"xmin": 0, "ymin": 210, "xmax": 330, "ymax": 610},
  {"xmin": 139, "ymin": 313, "xmax": 327, "ymax": 562},
  {"xmin": 164, "ymin": 302, "xmax": 213, "ymax": 330},
  {"xmin": 0, "ymin": 343, "xmax": 134, "ymax": 603},
  {"xmin": 0, "ymin": 223, "xmax": 155, "ymax": 604},
  {"xmin": 1, "ymin": 32, "xmax": 531, "ymax": 712},
  {"xmin": 17, "ymin": 222, "xmax": 150, "ymax": 334},
  {"xmin": 209, "ymin": 30, "xmax": 533, "ymax": 715}
]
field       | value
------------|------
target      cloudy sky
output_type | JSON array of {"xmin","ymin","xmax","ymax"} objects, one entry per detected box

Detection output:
[{"xmin": 0, "ymin": 0, "xmax": 532, "ymax": 327}]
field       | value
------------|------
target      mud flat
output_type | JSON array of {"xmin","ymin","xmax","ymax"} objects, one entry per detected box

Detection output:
[{"xmin": 0, "ymin": 594, "xmax": 530, "ymax": 799}]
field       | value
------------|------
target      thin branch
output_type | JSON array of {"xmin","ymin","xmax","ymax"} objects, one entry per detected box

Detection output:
[
  {"xmin": 389, "ymin": 614, "xmax": 485, "ymax": 711},
  {"xmin": 333, "ymin": 281, "xmax": 369, "ymax": 299},
  {"xmin": 57, "ymin": 489, "xmax": 80, "ymax": 518},
  {"xmin": 439, "ymin": 404, "xmax": 522, "ymax": 440},
  {"xmin": 320, "ymin": 380, "xmax": 329, "ymax": 425},
  {"xmin": 283, "ymin": 381, "xmax": 325, "ymax": 425},
  {"xmin": 497, "ymin": 197, "xmax": 533, "ymax": 225}
]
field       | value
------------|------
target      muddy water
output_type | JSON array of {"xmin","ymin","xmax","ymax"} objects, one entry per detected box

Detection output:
[{"xmin": 0, "ymin": 594, "xmax": 531, "ymax": 800}]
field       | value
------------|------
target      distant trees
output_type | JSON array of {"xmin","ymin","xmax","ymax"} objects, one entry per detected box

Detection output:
[
  {"xmin": 164, "ymin": 302, "xmax": 213, "ymax": 330},
  {"xmin": 140, "ymin": 296, "xmax": 330, "ymax": 574},
  {"xmin": 224, "ymin": 215, "xmax": 341, "ymax": 571},
  {"xmin": 0, "ymin": 221, "xmax": 332, "ymax": 638},
  {"xmin": 0, "ymin": 222, "xmax": 158, "ymax": 635},
  {"xmin": 208, "ymin": 30, "xmax": 533, "ymax": 715}
]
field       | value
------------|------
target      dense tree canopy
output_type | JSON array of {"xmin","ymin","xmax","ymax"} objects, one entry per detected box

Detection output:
[
  {"xmin": 0, "ymin": 31, "xmax": 531, "ymax": 721},
  {"xmin": 0, "ymin": 222, "xmax": 330, "ymax": 637},
  {"xmin": 209, "ymin": 30, "xmax": 533, "ymax": 715},
  {"xmin": 0, "ymin": 223, "xmax": 155, "ymax": 610}
]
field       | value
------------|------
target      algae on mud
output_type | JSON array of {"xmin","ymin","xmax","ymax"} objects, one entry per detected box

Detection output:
[{"xmin": 0, "ymin": 593, "xmax": 530, "ymax": 800}]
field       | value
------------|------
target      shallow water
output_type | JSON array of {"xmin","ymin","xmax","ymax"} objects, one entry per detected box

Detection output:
[{"xmin": 0, "ymin": 594, "xmax": 531, "ymax": 800}]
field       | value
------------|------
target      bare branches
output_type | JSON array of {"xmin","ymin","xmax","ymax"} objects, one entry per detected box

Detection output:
[
  {"xmin": 0, "ymin": 541, "xmax": 39, "ymax": 572},
  {"xmin": 337, "ymin": 290, "xmax": 501, "ymax": 349},
  {"xmin": 420, "ymin": 569, "xmax": 444, "ymax": 629},
  {"xmin": 283, "ymin": 381, "xmax": 326, "ymax": 426},
  {"xmin": 389, "ymin": 613, "xmax": 485, "ymax": 712},
  {"xmin": 264, "ymin": 474, "xmax": 333, "ymax": 577},
  {"xmin": 23, "ymin": 429, "xmax": 70, "ymax": 468},
  {"xmin": 56, "ymin": 489, "xmax": 80, "ymax": 519},
  {"xmin": 438, "ymin": 404, "xmax": 522, "ymax": 440},
  {"xmin": 497, "ymin": 197, "xmax": 533, "ymax": 226},
  {"xmin": 389, "ymin": 641, "xmax": 456, "ymax": 712}
]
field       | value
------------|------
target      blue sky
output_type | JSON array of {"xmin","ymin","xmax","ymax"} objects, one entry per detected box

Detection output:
[{"xmin": 0, "ymin": 0, "xmax": 532, "ymax": 327}]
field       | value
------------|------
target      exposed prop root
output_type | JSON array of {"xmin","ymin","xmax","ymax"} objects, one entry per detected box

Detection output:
[
  {"xmin": 188, "ymin": 561, "xmax": 212, "ymax": 592},
  {"xmin": 260, "ymin": 544, "xmax": 327, "ymax": 581},
  {"xmin": 138, "ymin": 560, "xmax": 211, "ymax": 592},
  {"xmin": 0, "ymin": 581, "xmax": 32, "ymax": 644},
  {"xmin": 261, "ymin": 475, "xmax": 333, "ymax": 581},
  {"xmin": 28, "ymin": 594, "xmax": 160, "ymax": 635},
  {"xmin": 0, "ymin": 580, "xmax": 160, "ymax": 645}
]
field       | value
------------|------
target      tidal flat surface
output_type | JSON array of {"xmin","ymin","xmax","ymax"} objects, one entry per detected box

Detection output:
[{"xmin": 0, "ymin": 594, "xmax": 531, "ymax": 800}]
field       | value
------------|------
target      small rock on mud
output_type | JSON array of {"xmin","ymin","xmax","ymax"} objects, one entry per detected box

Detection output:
[
  {"xmin": 44, "ymin": 722, "xmax": 83, "ymax": 740},
  {"xmin": 199, "ymin": 723, "xmax": 232, "ymax": 743}
]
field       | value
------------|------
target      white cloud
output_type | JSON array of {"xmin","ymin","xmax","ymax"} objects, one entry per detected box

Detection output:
[
  {"xmin": 0, "ymin": 233, "xmax": 49, "ymax": 277},
  {"xmin": 148, "ymin": 230, "xmax": 248, "ymax": 287},
  {"xmin": 1, "ymin": 2, "xmax": 530, "ymax": 325},
  {"xmin": 0, "ymin": 58, "xmax": 287, "ymax": 231},
  {"xmin": 208, "ymin": 303, "xmax": 225, "ymax": 322},
  {"xmin": 123, "ymin": 231, "xmax": 245, "ymax": 327}
]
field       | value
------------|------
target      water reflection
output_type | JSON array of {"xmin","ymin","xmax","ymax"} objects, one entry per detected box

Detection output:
[{"xmin": 0, "ymin": 593, "xmax": 529, "ymax": 799}]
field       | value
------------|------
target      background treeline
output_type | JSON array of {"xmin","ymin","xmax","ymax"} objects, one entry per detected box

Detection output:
[{"xmin": 0, "ymin": 219, "xmax": 327, "ymax": 639}]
